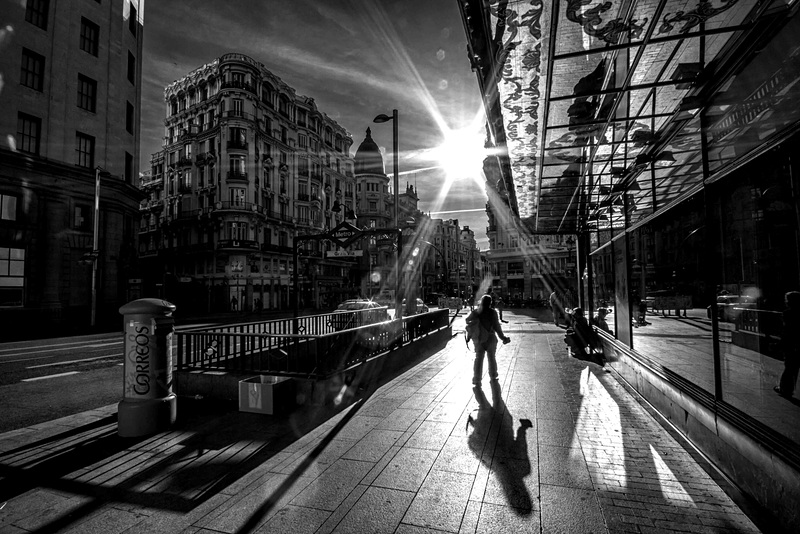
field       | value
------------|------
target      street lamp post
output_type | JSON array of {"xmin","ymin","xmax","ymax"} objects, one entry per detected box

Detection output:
[
  {"xmin": 90, "ymin": 167, "xmax": 110, "ymax": 328},
  {"xmin": 373, "ymin": 109, "xmax": 400, "ymax": 318}
]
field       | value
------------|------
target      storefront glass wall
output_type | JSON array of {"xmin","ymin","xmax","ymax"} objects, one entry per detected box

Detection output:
[{"xmin": 591, "ymin": 138, "xmax": 800, "ymax": 449}]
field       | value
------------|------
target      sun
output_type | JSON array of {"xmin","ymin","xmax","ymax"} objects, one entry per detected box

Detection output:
[{"xmin": 432, "ymin": 126, "xmax": 487, "ymax": 180}]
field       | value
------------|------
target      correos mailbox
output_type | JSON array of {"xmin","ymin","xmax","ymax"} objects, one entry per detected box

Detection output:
[{"xmin": 118, "ymin": 298, "xmax": 177, "ymax": 437}]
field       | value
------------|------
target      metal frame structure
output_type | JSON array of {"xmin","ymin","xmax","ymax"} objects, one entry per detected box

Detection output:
[
  {"xmin": 458, "ymin": 0, "xmax": 799, "ymax": 236},
  {"xmin": 292, "ymin": 225, "xmax": 402, "ymax": 329}
]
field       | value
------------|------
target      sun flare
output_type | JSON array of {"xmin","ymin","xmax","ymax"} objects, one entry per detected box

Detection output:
[{"xmin": 433, "ymin": 126, "xmax": 487, "ymax": 180}]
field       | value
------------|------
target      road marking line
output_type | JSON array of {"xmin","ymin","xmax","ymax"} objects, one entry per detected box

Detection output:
[
  {"xmin": 0, "ymin": 338, "xmax": 120, "ymax": 353},
  {"xmin": 0, "ymin": 341, "xmax": 123, "ymax": 359},
  {"xmin": 86, "ymin": 342, "xmax": 123, "ymax": 348},
  {"xmin": 26, "ymin": 355, "xmax": 120, "ymax": 369},
  {"xmin": 22, "ymin": 371, "xmax": 80, "ymax": 382}
]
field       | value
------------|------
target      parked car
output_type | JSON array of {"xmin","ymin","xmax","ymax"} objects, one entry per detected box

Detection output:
[
  {"xmin": 330, "ymin": 299, "xmax": 390, "ymax": 330},
  {"xmin": 707, "ymin": 294, "xmax": 757, "ymax": 322},
  {"xmin": 402, "ymin": 297, "xmax": 429, "ymax": 315},
  {"xmin": 372, "ymin": 292, "xmax": 394, "ymax": 307}
]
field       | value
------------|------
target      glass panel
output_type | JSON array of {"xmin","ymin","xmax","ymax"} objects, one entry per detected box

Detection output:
[
  {"xmin": 628, "ymin": 194, "xmax": 715, "ymax": 393},
  {"xmin": 713, "ymin": 136, "xmax": 800, "ymax": 446},
  {"xmin": 706, "ymin": 16, "xmax": 800, "ymax": 176}
]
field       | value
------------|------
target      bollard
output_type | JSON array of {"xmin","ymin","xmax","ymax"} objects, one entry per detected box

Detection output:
[{"xmin": 117, "ymin": 298, "xmax": 177, "ymax": 437}]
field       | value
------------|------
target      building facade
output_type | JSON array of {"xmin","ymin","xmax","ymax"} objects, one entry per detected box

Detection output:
[
  {"xmin": 460, "ymin": 1, "xmax": 800, "ymax": 529},
  {"xmin": 0, "ymin": 0, "xmax": 145, "ymax": 338},
  {"xmin": 140, "ymin": 53, "xmax": 358, "ymax": 313},
  {"xmin": 350, "ymin": 129, "xmax": 483, "ymax": 306}
]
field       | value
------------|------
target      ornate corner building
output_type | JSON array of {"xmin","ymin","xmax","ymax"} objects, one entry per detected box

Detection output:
[
  {"xmin": 140, "ymin": 53, "xmax": 359, "ymax": 312},
  {"xmin": 0, "ymin": 0, "xmax": 145, "ymax": 338}
]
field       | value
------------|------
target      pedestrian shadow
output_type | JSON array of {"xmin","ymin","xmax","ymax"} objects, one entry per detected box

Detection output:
[
  {"xmin": 467, "ymin": 381, "xmax": 534, "ymax": 515},
  {"xmin": 553, "ymin": 342, "xmax": 755, "ymax": 534}
]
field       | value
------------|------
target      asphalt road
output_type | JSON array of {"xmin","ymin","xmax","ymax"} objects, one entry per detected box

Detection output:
[{"xmin": 0, "ymin": 332, "xmax": 126, "ymax": 433}]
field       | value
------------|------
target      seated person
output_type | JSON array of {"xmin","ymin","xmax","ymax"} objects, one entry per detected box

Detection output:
[
  {"xmin": 564, "ymin": 307, "xmax": 604, "ymax": 365},
  {"xmin": 591, "ymin": 308, "xmax": 612, "ymax": 334}
]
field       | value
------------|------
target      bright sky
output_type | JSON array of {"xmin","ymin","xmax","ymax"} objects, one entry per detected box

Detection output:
[{"xmin": 140, "ymin": 0, "xmax": 491, "ymax": 249}]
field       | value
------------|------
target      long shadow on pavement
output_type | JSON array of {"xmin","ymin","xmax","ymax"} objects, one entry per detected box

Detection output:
[
  {"xmin": 0, "ymin": 340, "xmax": 432, "ymax": 533},
  {"xmin": 467, "ymin": 380, "xmax": 534, "ymax": 514}
]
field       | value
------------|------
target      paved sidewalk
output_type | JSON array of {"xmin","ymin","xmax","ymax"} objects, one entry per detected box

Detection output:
[{"xmin": 0, "ymin": 314, "xmax": 763, "ymax": 533}]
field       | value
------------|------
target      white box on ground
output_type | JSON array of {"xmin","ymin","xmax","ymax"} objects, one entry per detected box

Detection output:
[{"xmin": 239, "ymin": 375, "xmax": 293, "ymax": 414}]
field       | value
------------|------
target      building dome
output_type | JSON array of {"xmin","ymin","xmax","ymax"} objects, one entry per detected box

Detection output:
[{"xmin": 354, "ymin": 127, "xmax": 385, "ymax": 175}]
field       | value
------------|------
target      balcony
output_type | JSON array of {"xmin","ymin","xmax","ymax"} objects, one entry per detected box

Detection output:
[
  {"xmin": 178, "ymin": 157, "xmax": 193, "ymax": 167},
  {"xmin": 140, "ymin": 176, "xmax": 163, "ymax": 189},
  {"xmin": 262, "ymin": 243, "xmax": 292, "ymax": 254},
  {"xmin": 218, "ymin": 239, "xmax": 259, "ymax": 251},
  {"xmin": 227, "ymin": 139, "xmax": 249, "ymax": 151},
  {"xmin": 214, "ymin": 201, "xmax": 265, "ymax": 215},
  {"xmin": 223, "ymin": 110, "xmax": 255, "ymax": 122},
  {"xmin": 227, "ymin": 171, "xmax": 248, "ymax": 182},
  {"xmin": 178, "ymin": 184, "xmax": 192, "ymax": 194},
  {"xmin": 297, "ymin": 193, "xmax": 310, "ymax": 201},
  {"xmin": 220, "ymin": 79, "xmax": 257, "ymax": 95}
]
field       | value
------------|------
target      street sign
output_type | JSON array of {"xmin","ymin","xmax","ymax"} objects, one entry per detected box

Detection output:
[
  {"xmin": 328, "ymin": 221, "xmax": 362, "ymax": 247},
  {"xmin": 326, "ymin": 250, "xmax": 363, "ymax": 258}
]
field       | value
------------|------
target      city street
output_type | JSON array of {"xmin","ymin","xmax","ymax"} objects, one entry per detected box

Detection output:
[{"xmin": 0, "ymin": 333, "xmax": 124, "ymax": 433}]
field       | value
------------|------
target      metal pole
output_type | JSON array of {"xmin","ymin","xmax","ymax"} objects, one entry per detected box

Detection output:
[
  {"xmin": 91, "ymin": 167, "xmax": 101, "ymax": 327},
  {"xmin": 392, "ymin": 109, "xmax": 400, "ymax": 319}
]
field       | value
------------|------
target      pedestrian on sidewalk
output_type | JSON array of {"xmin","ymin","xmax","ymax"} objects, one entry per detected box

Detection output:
[
  {"xmin": 466, "ymin": 294, "xmax": 510, "ymax": 386},
  {"xmin": 775, "ymin": 291, "xmax": 800, "ymax": 398},
  {"xmin": 549, "ymin": 290, "xmax": 564, "ymax": 326},
  {"xmin": 495, "ymin": 294, "xmax": 508, "ymax": 323}
]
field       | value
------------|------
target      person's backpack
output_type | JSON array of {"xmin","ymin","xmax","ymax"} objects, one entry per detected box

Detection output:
[{"xmin": 465, "ymin": 319, "xmax": 491, "ymax": 349}]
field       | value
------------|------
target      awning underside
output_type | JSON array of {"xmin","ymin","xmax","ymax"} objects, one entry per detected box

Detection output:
[{"xmin": 465, "ymin": 0, "xmax": 800, "ymax": 235}]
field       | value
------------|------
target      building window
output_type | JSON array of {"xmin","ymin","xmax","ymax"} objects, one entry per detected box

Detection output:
[
  {"xmin": 229, "ymin": 155, "xmax": 246, "ymax": 178},
  {"xmin": 1, "ymin": 195, "xmax": 18, "ymax": 221},
  {"xmin": 16, "ymin": 113, "xmax": 41, "ymax": 155},
  {"xmin": 126, "ymin": 101, "xmax": 134, "ymax": 133},
  {"xmin": 127, "ymin": 51, "xmax": 135, "ymax": 83},
  {"xmin": 232, "ymin": 98, "xmax": 244, "ymax": 117},
  {"xmin": 0, "ymin": 247, "xmax": 25, "ymax": 307},
  {"xmin": 129, "ymin": 3, "xmax": 137, "ymax": 35},
  {"xmin": 228, "ymin": 222, "xmax": 247, "ymax": 241},
  {"xmin": 80, "ymin": 17, "xmax": 99, "ymax": 56},
  {"xmin": 299, "ymin": 134, "xmax": 307, "ymax": 149},
  {"xmin": 77, "ymin": 74, "xmax": 97, "ymax": 112},
  {"xmin": 75, "ymin": 132, "xmax": 95, "ymax": 168},
  {"xmin": 20, "ymin": 48, "xmax": 44, "ymax": 91},
  {"xmin": 73, "ymin": 204, "xmax": 91, "ymax": 231},
  {"xmin": 230, "ymin": 187, "xmax": 246, "ymax": 206},
  {"xmin": 25, "ymin": 0, "xmax": 48, "ymax": 30},
  {"xmin": 125, "ymin": 152, "xmax": 133, "ymax": 184}
]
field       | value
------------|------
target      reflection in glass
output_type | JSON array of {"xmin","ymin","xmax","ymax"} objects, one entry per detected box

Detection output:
[{"xmin": 628, "ymin": 196, "xmax": 715, "ymax": 394}]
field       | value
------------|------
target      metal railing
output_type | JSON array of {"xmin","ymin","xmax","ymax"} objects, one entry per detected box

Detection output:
[{"xmin": 175, "ymin": 309, "xmax": 448, "ymax": 379}]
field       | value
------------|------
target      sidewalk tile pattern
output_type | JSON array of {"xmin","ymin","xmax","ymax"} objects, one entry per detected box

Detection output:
[{"xmin": 0, "ymin": 316, "xmax": 763, "ymax": 534}]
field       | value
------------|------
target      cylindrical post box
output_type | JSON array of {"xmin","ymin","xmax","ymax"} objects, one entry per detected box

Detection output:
[{"xmin": 118, "ymin": 298, "xmax": 177, "ymax": 437}]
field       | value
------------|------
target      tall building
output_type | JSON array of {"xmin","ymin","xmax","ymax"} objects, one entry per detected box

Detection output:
[
  {"xmin": 141, "ymin": 53, "xmax": 355, "ymax": 312},
  {"xmin": 0, "ymin": 0, "xmax": 145, "ymax": 337}
]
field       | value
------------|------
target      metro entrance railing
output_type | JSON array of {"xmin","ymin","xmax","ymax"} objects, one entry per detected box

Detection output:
[{"xmin": 175, "ymin": 308, "xmax": 449, "ymax": 380}]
